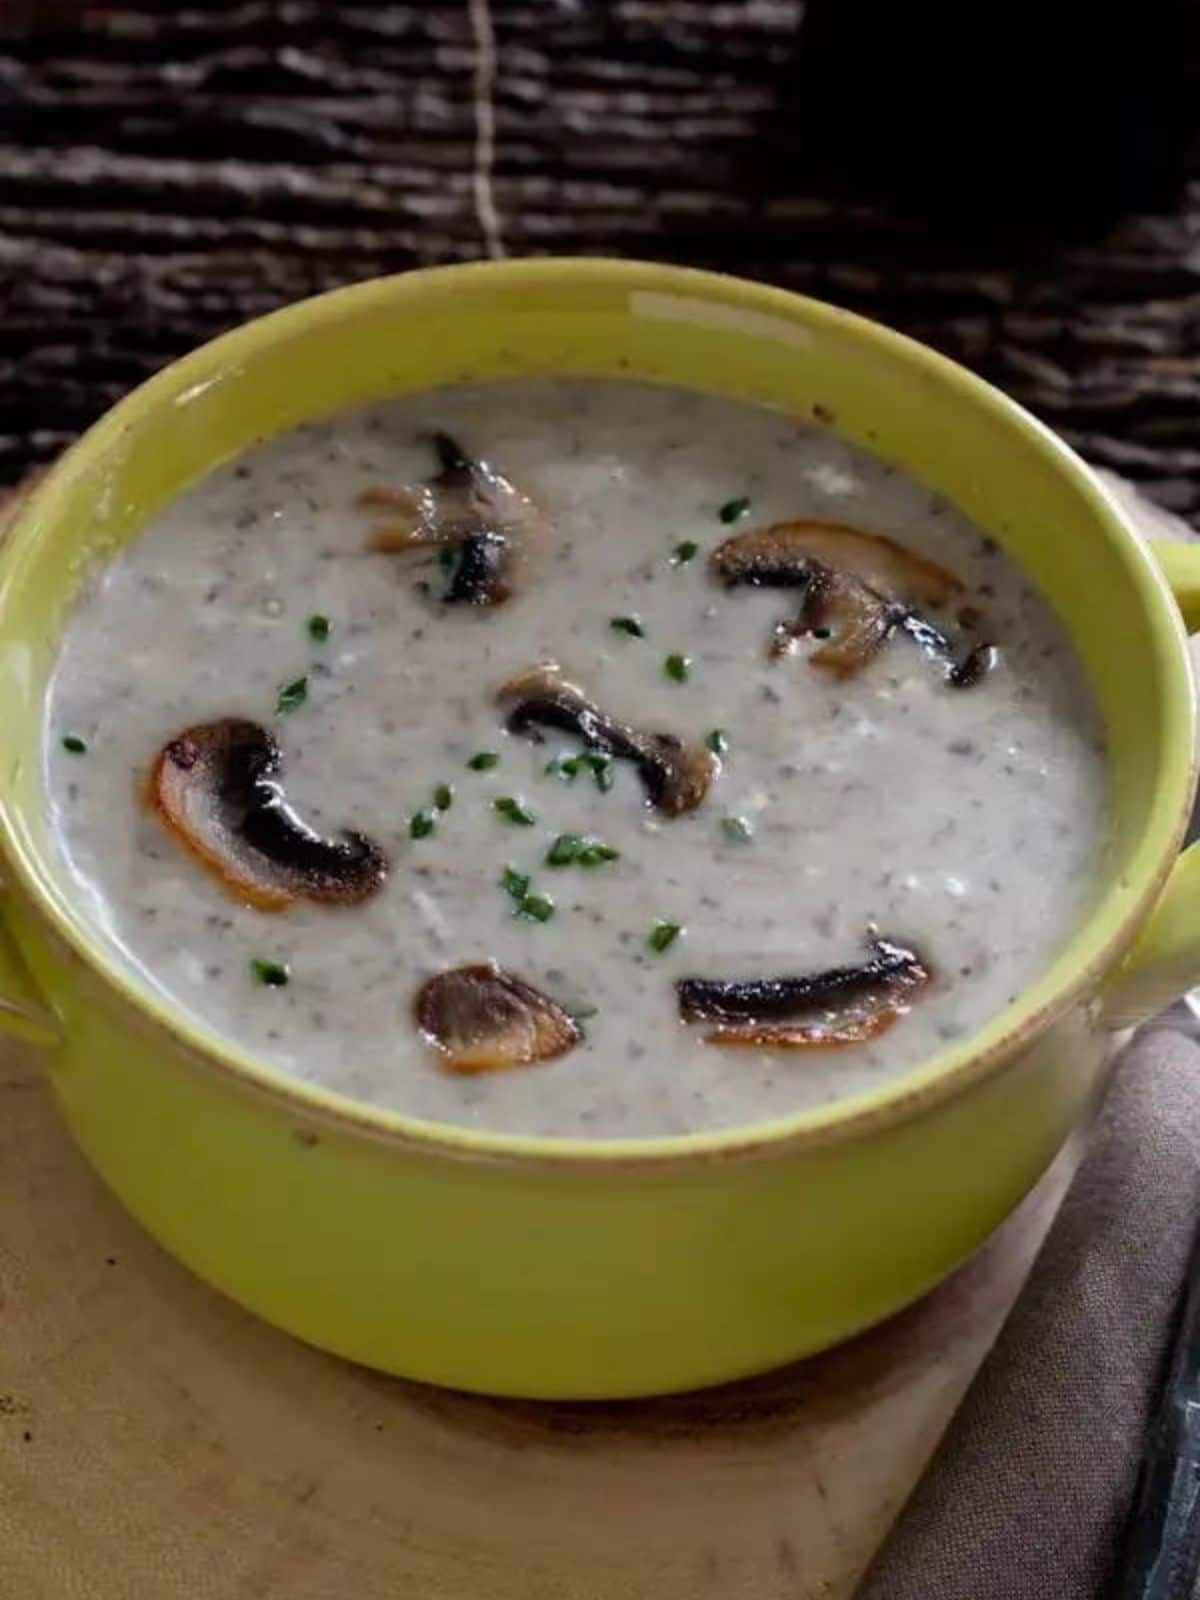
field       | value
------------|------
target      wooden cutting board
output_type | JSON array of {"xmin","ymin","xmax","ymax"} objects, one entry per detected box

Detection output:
[{"xmin": 0, "ymin": 482, "xmax": 1183, "ymax": 1600}]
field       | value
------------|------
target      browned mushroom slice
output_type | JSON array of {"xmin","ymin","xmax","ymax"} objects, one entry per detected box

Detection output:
[
  {"xmin": 497, "ymin": 664, "xmax": 717, "ymax": 817},
  {"xmin": 676, "ymin": 936, "xmax": 930, "ymax": 1049},
  {"xmin": 360, "ymin": 432, "xmax": 535, "ymax": 605},
  {"xmin": 714, "ymin": 519, "xmax": 992, "ymax": 684},
  {"xmin": 771, "ymin": 566, "xmax": 904, "ymax": 675},
  {"xmin": 711, "ymin": 519, "xmax": 961, "ymax": 607},
  {"xmin": 149, "ymin": 719, "xmax": 388, "ymax": 911},
  {"xmin": 414, "ymin": 963, "xmax": 581, "ymax": 1074}
]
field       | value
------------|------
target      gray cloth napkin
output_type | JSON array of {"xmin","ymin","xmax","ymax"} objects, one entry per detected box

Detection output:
[{"xmin": 856, "ymin": 1025, "xmax": 1200, "ymax": 1599}]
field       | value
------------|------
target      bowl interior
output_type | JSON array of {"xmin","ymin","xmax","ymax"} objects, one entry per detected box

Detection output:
[{"xmin": 0, "ymin": 259, "xmax": 1191, "ymax": 1157}]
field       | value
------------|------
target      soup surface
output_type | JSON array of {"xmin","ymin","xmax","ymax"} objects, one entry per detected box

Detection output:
[{"xmin": 44, "ymin": 378, "xmax": 1106, "ymax": 1137}]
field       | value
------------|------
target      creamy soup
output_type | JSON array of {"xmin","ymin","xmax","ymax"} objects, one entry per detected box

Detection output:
[{"xmin": 44, "ymin": 379, "xmax": 1106, "ymax": 1138}]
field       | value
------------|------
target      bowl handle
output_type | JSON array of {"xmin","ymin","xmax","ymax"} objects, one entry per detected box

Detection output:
[
  {"xmin": 1102, "ymin": 539, "xmax": 1200, "ymax": 1027},
  {"xmin": 0, "ymin": 912, "xmax": 58, "ymax": 1046}
]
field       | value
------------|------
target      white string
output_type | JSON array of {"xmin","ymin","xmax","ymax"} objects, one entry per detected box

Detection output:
[{"xmin": 467, "ymin": 0, "xmax": 506, "ymax": 260}]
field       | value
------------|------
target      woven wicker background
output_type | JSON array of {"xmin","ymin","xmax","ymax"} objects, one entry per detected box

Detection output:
[{"xmin": 1, "ymin": 1, "xmax": 1199, "ymax": 514}]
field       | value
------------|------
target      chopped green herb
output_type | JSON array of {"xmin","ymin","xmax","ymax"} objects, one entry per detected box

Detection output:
[
  {"xmin": 433, "ymin": 782, "xmax": 454, "ymax": 812},
  {"xmin": 546, "ymin": 750, "xmax": 613, "ymax": 792},
  {"xmin": 307, "ymin": 613, "xmax": 330, "ymax": 643},
  {"xmin": 672, "ymin": 539, "xmax": 699, "ymax": 564},
  {"xmin": 276, "ymin": 675, "xmax": 308, "ymax": 715},
  {"xmin": 610, "ymin": 614, "xmax": 646, "ymax": 638},
  {"xmin": 546, "ymin": 753, "xmax": 581, "ymax": 782},
  {"xmin": 706, "ymin": 728, "xmax": 728, "ymax": 756},
  {"xmin": 467, "ymin": 750, "xmax": 500, "ymax": 772},
  {"xmin": 250, "ymin": 958, "xmax": 290, "ymax": 988},
  {"xmin": 517, "ymin": 892, "xmax": 555, "ymax": 923},
  {"xmin": 500, "ymin": 865, "xmax": 531, "ymax": 902},
  {"xmin": 664, "ymin": 652, "xmax": 691, "ymax": 683},
  {"xmin": 437, "ymin": 546, "xmax": 459, "ymax": 572},
  {"xmin": 409, "ymin": 809, "xmax": 436, "ymax": 840},
  {"xmin": 578, "ymin": 840, "xmax": 620, "ymax": 867},
  {"xmin": 587, "ymin": 752, "xmax": 615, "ymax": 792},
  {"xmin": 61, "ymin": 734, "xmax": 88, "ymax": 754},
  {"xmin": 719, "ymin": 496, "xmax": 752, "ymax": 524},
  {"xmin": 648, "ymin": 920, "xmax": 683, "ymax": 954},
  {"xmin": 493, "ymin": 796, "xmax": 536, "ymax": 826},
  {"xmin": 721, "ymin": 815, "xmax": 754, "ymax": 843},
  {"xmin": 546, "ymin": 832, "xmax": 585, "ymax": 867}
]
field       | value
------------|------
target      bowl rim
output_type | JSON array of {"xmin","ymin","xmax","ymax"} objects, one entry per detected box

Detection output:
[{"xmin": 2, "ymin": 255, "xmax": 1194, "ymax": 1169}]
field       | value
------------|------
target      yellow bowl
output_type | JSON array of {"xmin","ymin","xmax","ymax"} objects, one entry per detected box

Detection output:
[{"xmin": 2, "ymin": 260, "xmax": 1199, "ymax": 1398}]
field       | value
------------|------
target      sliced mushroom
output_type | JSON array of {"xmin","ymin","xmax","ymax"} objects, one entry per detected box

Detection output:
[
  {"xmin": 359, "ymin": 431, "xmax": 536, "ymax": 605},
  {"xmin": 497, "ymin": 664, "xmax": 717, "ymax": 817},
  {"xmin": 149, "ymin": 719, "xmax": 388, "ymax": 911},
  {"xmin": 772, "ymin": 567, "xmax": 903, "ymax": 675},
  {"xmin": 676, "ymin": 936, "xmax": 930, "ymax": 1049},
  {"xmin": 712, "ymin": 519, "xmax": 992, "ymax": 685},
  {"xmin": 414, "ymin": 962, "xmax": 581, "ymax": 1074},
  {"xmin": 711, "ymin": 519, "xmax": 961, "ymax": 606}
]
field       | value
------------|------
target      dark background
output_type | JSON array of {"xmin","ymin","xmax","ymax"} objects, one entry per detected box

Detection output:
[{"xmin": 2, "ymin": 1, "xmax": 1199, "ymax": 515}]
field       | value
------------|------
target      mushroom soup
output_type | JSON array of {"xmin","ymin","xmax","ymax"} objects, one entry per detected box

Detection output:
[{"xmin": 44, "ymin": 378, "xmax": 1106, "ymax": 1138}]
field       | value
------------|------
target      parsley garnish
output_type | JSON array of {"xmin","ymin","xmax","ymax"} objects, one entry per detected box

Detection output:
[
  {"xmin": 546, "ymin": 751, "xmax": 614, "ymax": 792},
  {"xmin": 610, "ymin": 615, "xmax": 645, "ymax": 638},
  {"xmin": 545, "ymin": 834, "xmax": 620, "ymax": 869},
  {"xmin": 706, "ymin": 728, "xmax": 728, "ymax": 755},
  {"xmin": 61, "ymin": 735, "xmax": 88, "ymax": 754},
  {"xmin": 250, "ymin": 958, "xmax": 290, "ymax": 987},
  {"xmin": 664, "ymin": 652, "xmax": 691, "ymax": 683},
  {"xmin": 648, "ymin": 921, "xmax": 683, "ymax": 954},
  {"xmin": 672, "ymin": 540, "xmax": 699, "ymax": 564},
  {"xmin": 517, "ymin": 892, "xmax": 555, "ymax": 923},
  {"xmin": 467, "ymin": 751, "xmax": 500, "ymax": 771},
  {"xmin": 307, "ymin": 614, "xmax": 330, "ymax": 642},
  {"xmin": 721, "ymin": 815, "xmax": 754, "ymax": 843},
  {"xmin": 493, "ymin": 796, "xmax": 536, "ymax": 826},
  {"xmin": 276, "ymin": 675, "xmax": 308, "ymax": 715},
  {"xmin": 433, "ymin": 782, "xmax": 454, "ymax": 812},
  {"xmin": 546, "ymin": 832, "xmax": 584, "ymax": 867},
  {"xmin": 719, "ymin": 496, "xmax": 751, "ymax": 524},
  {"xmin": 410, "ymin": 810, "xmax": 436, "ymax": 839},
  {"xmin": 500, "ymin": 865, "xmax": 531, "ymax": 902}
]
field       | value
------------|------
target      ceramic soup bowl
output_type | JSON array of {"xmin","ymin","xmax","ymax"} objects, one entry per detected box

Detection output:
[{"xmin": 3, "ymin": 260, "xmax": 1200, "ymax": 1399}]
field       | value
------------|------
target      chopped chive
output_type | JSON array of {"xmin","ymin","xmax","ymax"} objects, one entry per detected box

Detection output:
[
  {"xmin": 307, "ymin": 613, "xmax": 330, "ymax": 643},
  {"xmin": 671, "ymin": 539, "xmax": 699, "ymax": 564},
  {"xmin": 250, "ymin": 958, "xmax": 290, "ymax": 988},
  {"xmin": 433, "ymin": 782, "xmax": 454, "ymax": 812},
  {"xmin": 587, "ymin": 752, "xmax": 615, "ymax": 792},
  {"xmin": 721, "ymin": 815, "xmax": 754, "ymax": 843},
  {"xmin": 546, "ymin": 753, "xmax": 581, "ymax": 782},
  {"xmin": 648, "ymin": 920, "xmax": 683, "ymax": 954},
  {"xmin": 500, "ymin": 865, "xmax": 530, "ymax": 902},
  {"xmin": 578, "ymin": 841, "xmax": 620, "ymax": 867},
  {"xmin": 61, "ymin": 734, "xmax": 88, "ymax": 754},
  {"xmin": 276, "ymin": 675, "xmax": 308, "ymax": 715},
  {"xmin": 706, "ymin": 728, "xmax": 728, "ymax": 756},
  {"xmin": 517, "ymin": 892, "xmax": 555, "ymax": 923},
  {"xmin": 546, "ymin": 832, "xmax": 584, "ymax": 867},
  {"xmin": 493, "ymin": 796, "xmax": 536, "ymax": 826},
  {"xmin": 610, "ymin": 614, "xmax": 645, "ymax": 638},
  {"xmin": 719, "ymin": 496, "xmax": 751, "ymax": 524},
  {"xmin": 467, "ymin": 750, "xmax": 500, "ymax": 771},
  {"xmin": 664, "ymin": 652, "xmax": 691, "ymax": 683},
  {"xmin": 409, "ymin": 809, "xmax": 436, "ymax": 840}
]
